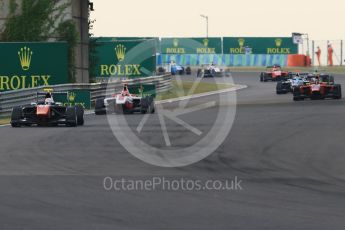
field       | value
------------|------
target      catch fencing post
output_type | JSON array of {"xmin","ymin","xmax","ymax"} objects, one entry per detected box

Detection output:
[
  {"xmin": 312, "ymin": 40, "xmax": 315, "ymax": 66},
  {"xmin": 341, "ymin": 40, "xmax": 343, "ymax": 66}
]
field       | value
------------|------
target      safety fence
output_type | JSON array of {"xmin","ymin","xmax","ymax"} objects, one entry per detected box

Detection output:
[{"xmin": 0, "ymin": 74, "xmax": 171, "ymax": 117}]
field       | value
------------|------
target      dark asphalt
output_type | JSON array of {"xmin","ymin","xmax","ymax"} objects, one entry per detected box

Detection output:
[{"xmin": 1, "ymin": 72, "xmax": 345, "ymax": 230}]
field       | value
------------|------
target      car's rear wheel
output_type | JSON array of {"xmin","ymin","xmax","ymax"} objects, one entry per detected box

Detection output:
[
  {"xmin": 11, "ymin": 107, "xmax": 22, "ymax": 127},
  {"xmin": 333, "ymin": 85, "xmax": 342, "ymax": 99},
  {"xmin": 260, "ymin": 73, "xmax": 264, "ymax": 82},
  {"xmin": 140, "ymin": 96, "xmax": 153, "ymax": 114},
  {"xmin": 293, "ymin": 88, "xmax": 303, "ymax": 101},
  {"xmin": 95, "ymin": 98, "xmax": 106, "ymax": 115},
  {"xmin": 76, "ymin": 105, "xmax": 84, "ymax": 126},
  {"xmin": 186, "ymin": 66, "xmax": 191, "ymax": 75},
  {"xmin": 66, "ymin": 107, "xmax": 77, "ymax": 127}
]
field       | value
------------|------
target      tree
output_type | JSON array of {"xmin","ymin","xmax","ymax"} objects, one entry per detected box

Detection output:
[
  {"xmin": 56, "ymin": 20, "xmax": 78, "ymax": 83},
  {"xmin": 1, "ymin": 0, "xmax": 79, "ymax": 83}
]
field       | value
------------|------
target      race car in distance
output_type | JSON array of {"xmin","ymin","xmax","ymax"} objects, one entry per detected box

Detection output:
[
  {"xmin": 171, "ymin": 64, "xmax": 185, "ymax": 75},
  {"xmin": 260, "ymin": 65, "xmax": 290, "ymax": 82},
  {"xmin": 293, "ymin": 75, "xmax": 341, "ymax": 101},
  {"xmin": 11, "ymin": 90, "xmax": 84, "ymax": 127},
  {"xmin": 276, "ymin": 73, "xmax": 310, "ymax": 94},
  {"xmin": 95, "ymin": 84, "xmax": 155, "ymax": 115},
  {"xmin": 196, "ymin": 64, "xmax": 230, "ymax": 77}
]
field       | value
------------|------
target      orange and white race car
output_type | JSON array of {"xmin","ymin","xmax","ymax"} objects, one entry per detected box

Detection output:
[
  {"xmin": 95, "ymin": 84, "xmax": 155, "ymax": 115},
  {"xmin": 10, "ymin": 91, "xmax": 84, "ymax": 127}
]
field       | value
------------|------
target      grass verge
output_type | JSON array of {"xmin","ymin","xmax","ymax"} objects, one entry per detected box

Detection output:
[
  {"xmin": 0, "ymin": 117, "xmax": 10, "ymax": 125},
  {"xmin": 157, "ymin": 80, "xmax": 234, "ymax": 100}
]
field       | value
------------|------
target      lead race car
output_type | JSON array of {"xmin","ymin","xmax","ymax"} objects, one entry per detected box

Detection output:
[
  {"xmin": 95, "ymin": 84, "xmax": 155, "ymax": 115},
  {"xmin": 196, "ymin": 64, "xmax": 230, "ymax": 78},
  {"xmin": 292, "ymin": 74, "xmax": 341, "ymax": 101},
  {"xmin": 11, "ymin": 90, "xmax": 84, "ymax": 127}
]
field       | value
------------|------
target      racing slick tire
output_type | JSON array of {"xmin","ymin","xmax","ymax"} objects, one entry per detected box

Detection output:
[
  {"xmin": 210, "ymin": 69, "xmax": 217, "ymax": 78},
  {"xmin": 262, "ymin": 73, "xmax": 268, "ymax": 82},
  {"xmin": 333, "ymin": 84, "xmax": 342, "ymax": 99},
  {"xmin": 293, "ymin": 88, "xmax": 303, "ymax": 101},
  {"xmin": 11, "ymin": 107, "xmax": 22, "ymax": 127},
  {"xmin": 76, "ymin": 105, "xmax": 84, "ymax": 126},
  {"xmin": 66, "ymin": 106, "xmax": 77, "ymax": 127},
  {"xmin": 140, "ymin": 96, "xmax": 154, "ymax": 114},
  {"xmin": 147, "ymin": 100, "xmax": 155, "ymax": 114},
  {"xmin": 276, "ymin": 82, "xmax": 283, "ymax": 94},
  {"xmin": 260, "ymin": 73, "xmax": 264, "ymax": 82},
  {"xmin": 186, "ymin": 66, "xmax": 192, "ymax": 75},
  {"xmin": 95, "ymin": 98, "xmax": 106, "ymax": 115}
]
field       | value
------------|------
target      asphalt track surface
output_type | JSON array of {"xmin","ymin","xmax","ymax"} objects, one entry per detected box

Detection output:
[{"xmin": 1, "ymin": 72, "xmax": 345, "ymax": 229}]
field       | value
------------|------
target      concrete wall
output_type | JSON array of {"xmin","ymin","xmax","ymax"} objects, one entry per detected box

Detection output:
[{"xmin": 0, "ymin": 0, "xmax": 89, "ymax": 83}]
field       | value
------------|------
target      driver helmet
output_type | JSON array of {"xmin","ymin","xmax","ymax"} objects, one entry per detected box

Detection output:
[
  {"xmin": 122, "ymin": 84, "xmax": 129, "ymax": 96},
  {"xmin": 45, "ymin": 92, "xmax": 52, "ymax": 99}
]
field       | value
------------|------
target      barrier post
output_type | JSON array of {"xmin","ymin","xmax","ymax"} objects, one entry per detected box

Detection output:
[
  {"xmin": 312, "ymin": 40, "xmax": 315, "ymax": 67},
  {"xmin": 341, "ymin": 40, "xmax": 343, "ymax": 66}
]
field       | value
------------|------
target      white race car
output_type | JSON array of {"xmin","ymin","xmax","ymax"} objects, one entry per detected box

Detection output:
[
  {"xmin": 95, "ymin": 84, "xmax": 155, "ymax": 115},
  {"xmin": 196, "ymin": 64, "xmax": 229, "ymax": 77}
]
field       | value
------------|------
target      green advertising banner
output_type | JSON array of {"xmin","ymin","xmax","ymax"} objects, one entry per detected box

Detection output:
[
  {"xmin": 223, "ymin": 37, "xmax": 298, "ymax": 54},
  {"xmin": 0, "ymin": 42, "xmax": 68, "ymax": 91},
  {"xmin": 128, "ymin": 84, "xmax": 156, "ymax": 98},
  {"xmin": 53, "ymin": 90, "xmax": 91, "ymax": 110},
  {"xmin": 161, "ymin": 37, "xmax": 222, "ymax": 54},
  {"xmin": 94, "ymin": 39, "xmax": 156, "ymax": 78}
]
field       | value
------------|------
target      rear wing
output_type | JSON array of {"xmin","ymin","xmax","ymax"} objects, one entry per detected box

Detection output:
[
  {"xmin": 36, "ymin": 88, "xmax": 69, "ymax": 103},
  {"xmin": 267, "ymin": 64, "xmax": 281, "ymax": 68}
]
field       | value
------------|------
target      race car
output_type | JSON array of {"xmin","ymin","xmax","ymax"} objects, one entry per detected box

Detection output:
[
  {"xmin": 185, "ymin": 66, "xmax": 192, "ymax": 75},
  {"xmin": 260, "ymin": 65, "xmax": 290, "ymax": 82},
  {"xmin": 171, "ymin": 64, "xmax": 185, "ymax": 75},
  {"xmin": 293, "ymin": 75, "xmax": 341, "ymax": 101},
  {"xmin": 196, "ymin": 64, "xmax": 229, "ymax": 77},
  {"xmin": 276, "ymin": 73, "xmax": 310, "ymax": 94},
  {"xmin": 95, "ymin": 84, "xmax": 155, "ymax": 115},
  {"xmin": 10, "ymin": 90, "xmax": 84, "ymax": 127}
]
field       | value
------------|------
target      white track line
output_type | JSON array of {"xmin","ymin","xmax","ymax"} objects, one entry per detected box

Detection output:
[
  {"xmin": 156, "ymin": 84, "xmax": 247, "ymax": 104},
  {"xmin": 136, "ymin": 114, "xmax": 150, "ymax": 133},
  {"xmin": 163, "ymin": 112, "xmax": 202, "ymax": 136},
  {"xmin": 172, "ymin": 101, "xmax": 216, "ymax": 116},
  {"xmin": 158, "ymin": 113, "xmax": 171, "ymax": 146}
]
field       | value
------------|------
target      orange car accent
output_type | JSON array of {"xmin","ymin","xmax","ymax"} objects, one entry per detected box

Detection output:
[{"xmin": 37, "ymin": 105, "xmax": 51, "ymax": 116}]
